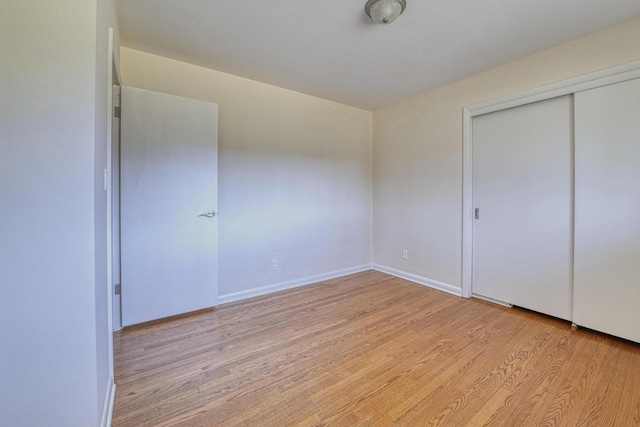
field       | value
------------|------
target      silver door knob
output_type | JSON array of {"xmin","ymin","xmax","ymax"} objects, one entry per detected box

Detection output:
[{"xmin": 198, "ymin": 211, "xmax": 217, "ymax": 218}]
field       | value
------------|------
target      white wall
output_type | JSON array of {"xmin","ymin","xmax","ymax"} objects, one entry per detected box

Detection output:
[
  {"xmin": 0, "ymin": 0, "xmax": 118, "ymax": 425},
  {"xmin": 372, "ymin": 17, "xmax": 640, "ymax": 289},
  {"xmin": 120, "ymin": 48, "xmax": 373, "ymax": 300}
]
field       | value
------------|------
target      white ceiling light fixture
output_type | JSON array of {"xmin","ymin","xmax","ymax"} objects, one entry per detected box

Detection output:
[{"xmin": 365, "ymin": 0, "xmax": 407, "ymax": 25}]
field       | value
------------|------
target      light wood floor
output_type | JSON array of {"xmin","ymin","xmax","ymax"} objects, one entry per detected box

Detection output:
[{"xmin": 113, "ymin": 270, "xmax": 640, "ymax": 426}]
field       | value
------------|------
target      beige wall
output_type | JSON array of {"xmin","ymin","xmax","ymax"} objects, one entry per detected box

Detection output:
[
  {"xmin": 120, "ymin": 48, "xmax": 373, "ymax": 298},
  {"xmin": 120, "ymin": 16, "xmax": 640, "ymax": 298},
  {"xmin": 373, "ymin": 17, "xmax": 640, "ymax": 288}
]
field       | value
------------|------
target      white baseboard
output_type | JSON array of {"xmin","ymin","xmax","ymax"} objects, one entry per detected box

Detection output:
[
  {"xmin": 217, "ymin": 264, "xmax": 373, "ymax": 305},
  {"xmin": 372, "ymin": 264, "xmax": 462, "ymax": 297},
  {"xmin": 101, "ymin": 377, "xmax": 116, "ymax": 427}
]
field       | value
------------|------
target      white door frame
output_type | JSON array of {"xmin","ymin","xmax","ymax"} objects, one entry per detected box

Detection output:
[
  {"xmin": 106, "ymin": 26, "xmax": 121, "ymax": 381},
  {"xmin": 461, "ymin": 59, "xmax": 640, "ymax": 299},
  {"xmin": 111, "ymin": 85, "xmax": 122, "ymax": 332}
]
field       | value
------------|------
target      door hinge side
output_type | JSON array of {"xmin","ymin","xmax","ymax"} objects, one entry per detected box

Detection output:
[
  {"xmin": 114, "ymin": 106, "xmax": 121, "ymax": 118},
  {"xmin": 115, "ymin": 284, "xmax": 121, "ymax": 295}
]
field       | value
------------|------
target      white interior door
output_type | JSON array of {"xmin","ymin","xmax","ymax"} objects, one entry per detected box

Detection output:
[
  {"xmin": 472, "ymin": 95, "xmax": 573, "ymax": 320},
  {"xmin": 120, "ymin": 86, "xmax": 218, "ymax": 327},
  {"xmin": 574, "ymin": 78, "xmax": 640, "ymax": 343}
]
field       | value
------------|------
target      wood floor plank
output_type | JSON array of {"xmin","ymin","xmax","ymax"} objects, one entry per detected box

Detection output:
[
  {"xmin": 472, "ymin": 329, "xmax": 579, "ymax": 426},
  {"xmin": 393, "ymin": 314, "xmax": 540, "ymax": 425},
  {"xmin": 612, "ymin": 342, "xmax": 640, "ymax": 425},
  {"xmin": 112, "ymin": 270, "xmax": 640, "ymax": 426}
]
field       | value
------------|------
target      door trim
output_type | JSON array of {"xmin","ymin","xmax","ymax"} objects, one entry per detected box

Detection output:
[
  {"xmin": 103, "ymin": 26, "xmax": 120, "ymax": 427},
  {"xmin": 461, "ymin": 59, "xmax": 640, "ymax": 299}
]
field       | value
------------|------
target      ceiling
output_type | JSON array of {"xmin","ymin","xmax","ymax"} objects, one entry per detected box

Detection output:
[{"xmin": 116, "ymin": 0, "xmax": 640, "ymax": 110}]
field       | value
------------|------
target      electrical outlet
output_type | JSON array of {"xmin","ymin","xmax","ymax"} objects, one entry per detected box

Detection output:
[
  {"xmin": 402, "ymin": 249, "xmax": 408, "ymax": 260},
  {"xmin": 271, "ymin": 259, "xmax": 279, "ymax": 270}
]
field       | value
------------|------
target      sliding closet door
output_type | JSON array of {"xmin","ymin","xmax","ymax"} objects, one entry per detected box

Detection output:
[
  {"xmin": 473, "ymin": 96, "xmax": 573, "ymax": 320},
  {"xmin": 574, "ymin": 78, "xmax": 640, "ymax": 343}
]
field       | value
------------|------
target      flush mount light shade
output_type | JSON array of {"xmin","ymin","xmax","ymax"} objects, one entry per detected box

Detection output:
[{"xmin": 365, "ymin": 0, "xmax": 406, "ymax": 24}]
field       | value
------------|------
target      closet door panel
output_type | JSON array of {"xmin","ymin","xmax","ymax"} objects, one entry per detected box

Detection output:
[
  {"xmin": 574, "ymin": 78, "xmax": 640, "ymax": 343},
  {"xmin": 472, "ymin": 96, "xmax": 573, "ymax": 320}
]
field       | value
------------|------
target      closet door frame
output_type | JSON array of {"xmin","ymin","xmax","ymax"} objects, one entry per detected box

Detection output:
[{"xmin": 461, "ymin": 59, "xmax": 640, "ymax": 299}]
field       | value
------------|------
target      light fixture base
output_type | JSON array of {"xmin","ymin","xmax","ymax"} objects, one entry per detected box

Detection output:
[{"xmin": 365, "ymin": 0, "xmax": 407, "ymax": 25}]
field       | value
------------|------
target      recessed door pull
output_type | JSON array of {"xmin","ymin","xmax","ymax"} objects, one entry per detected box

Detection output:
[{"xmin": 198, "ymin": 211, "xmax": 217, "ymax": 218}]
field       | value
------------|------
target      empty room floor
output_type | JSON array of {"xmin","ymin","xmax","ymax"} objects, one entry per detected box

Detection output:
[{"xmin": 113, "ymin": 270, "xmax": 640, "ymax": 426}]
